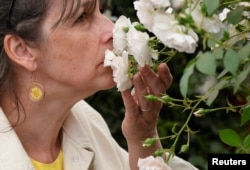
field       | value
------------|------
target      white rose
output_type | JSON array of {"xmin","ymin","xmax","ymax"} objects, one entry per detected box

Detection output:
[
  {"xmin": 109, "ymin": 51, "xmax": 133, "ymax": 91},
  {"xmin": 152, "ymin": 11, "xmax": 178, "ymax": 40},
  {"xmin": 151, "ymin": 12, "xmax": 198, "ymax": 53},
  {"xmin": 171, "ymin": 0, "xmax": 185, "ymax": 11},
  {"xmin": 150, "ymin": 0, "xmax": 171, "ymax": 8},
  {"xmin": 203, "ymin": 14, "xmax": 225, "ymax": 33},
  {"xmin": 104, "ymin": 49, "xmax": 116, "ymax": 67},
  {"xmin": 113, "ymin": 16, "xmax": 132, "ymax": 55},
  {"xmin": 188, "ymin": 4, "xmax": 224, "ymax": 33},
  {"xmin": 134, "ymin": 0, "xmax": 155, "ymax": 31},
  {"xmin": 165, "ymin": 26, "xmax": 198, "ymax": 53},
  {"xmin": 138, "ymin": 156, "xmax": 172, "ymax": 170},
  {"xmin": 226, "ymin": 19, "xmax": 250, "ymax": 45},
  {"xmin": 153, "ymin": 11, "xmax": 177, "ymax": 31},
  {"xmin": 219, "ymin": 8, "xmax": 230, "ymax": 21},
  {"xmin": 239, "ymin": 2, "xmax": 250, "ymax": 7},
  {"xmin": 127, "ymin": 26, "xmax": 153, "ymax": 66}
]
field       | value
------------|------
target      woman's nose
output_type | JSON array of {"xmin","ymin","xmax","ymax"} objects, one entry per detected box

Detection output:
[{"xmin": 99, "ymin": 15, "xmax": 114, "ymax": 43}]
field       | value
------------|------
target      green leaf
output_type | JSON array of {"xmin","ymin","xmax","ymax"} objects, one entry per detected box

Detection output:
[
  {"xmin": 243, "ymin": 135, "xmax": 250, "ymax": 149},
  {"xmin": 219, "ymin": 129, "xmax": 242, "ymax": 147},
  {"xmin": 196, "ymin": 52, "xmax": 216, "ymax": 76},
  {"xmin": 213, "ymin": 47, "xmax": 224, "ymax": 60},
  {"xmin": 203, "ymin": 0, "xmax": 220, "ymax": 16},
  {"xmin": 227, "ymin": 7, "xmax": 244, "ymax": 25},
  {"xmin": 204, "ymin": 79, "xmax": 228, "ymax": 106},
  {"xmin": 241, "ymin": 105, "xmax": 250, "ymax": 126},
  {"xmin": 205, "ymin": 88, "xmax": 219, "ymax": 106},
  {"xmin": 180, "ymin": 59, "xmax": 195, "ymax": 97},
  {"xmin": 238, "ymin": 43, "xmax": 250, "ymax": 63},
  {"xmin": 224, "ymin": 49, "xmax": 239, "ymax": 75},
  {"xmin": 234, "ymin": 63, "xmax": 250, "ymax": 94},
  {"xmin": 247, "ymin": 96, "xmax": 250, "ymax": 102},
  {"xmin": 207, "ymin": 39, "xmax": 217, "ymax": 48},
  {"xmin": 217, "ymin": 69, "xmax": 228, "ymax": 79}
]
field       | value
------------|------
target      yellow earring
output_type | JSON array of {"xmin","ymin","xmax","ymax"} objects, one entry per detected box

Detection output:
[{"xmin": 29, "ymin": 74, "xmax": 45, "ymax": 102}]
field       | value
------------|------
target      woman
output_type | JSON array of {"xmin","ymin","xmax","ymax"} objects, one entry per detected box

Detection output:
[{"xmin": 0, "ymin": 0, "xmax": 197, "ymax": 169}]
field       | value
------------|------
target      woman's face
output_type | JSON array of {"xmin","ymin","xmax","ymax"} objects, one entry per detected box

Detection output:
[{"xmin": 35, "ymin": 0, "xmax": 115, "ymax": 98}]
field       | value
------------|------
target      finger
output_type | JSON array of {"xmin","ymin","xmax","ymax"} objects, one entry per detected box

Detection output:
[
  {"xmin": 133, "ymin": 73, "xmax": 152, "ymax": 111},
  {"xmin": 158, "ymin": 63, "xmax": 173, "ymax": 90},
  {"xmin": 140, "ymin": 65, "xmax": 166, "ymax": 96},
  {"xmin": 130, "ymin": 88, "xmax": 139, "ymax": 105}
]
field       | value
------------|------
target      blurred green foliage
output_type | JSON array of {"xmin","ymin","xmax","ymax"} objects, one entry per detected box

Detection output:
[{"xmin": 86, "ymin": 1, "xmax": 250, "ymax": 170}]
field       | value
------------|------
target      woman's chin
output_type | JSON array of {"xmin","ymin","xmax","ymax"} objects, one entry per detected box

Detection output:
[
  {"xmin": 103, "ymin": 81, "xmax": 116, "ymax": 90},
  {"xmin": 94, "ymin": 76, "xmax": 115, "ymax": 90}
]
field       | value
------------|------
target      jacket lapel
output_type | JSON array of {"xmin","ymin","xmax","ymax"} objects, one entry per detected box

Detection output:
[
  {"xmin": 0, "ymin": 108, "xmax": 34, "ymax": 170},
  {"xmin": 62, "ymin": 111, "xmax": 95, "ymax": 170}
]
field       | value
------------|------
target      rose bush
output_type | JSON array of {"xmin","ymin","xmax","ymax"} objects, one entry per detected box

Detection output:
[{"xmin": 102, "ymin": 0, "xmax": 249, "ymax": 168}]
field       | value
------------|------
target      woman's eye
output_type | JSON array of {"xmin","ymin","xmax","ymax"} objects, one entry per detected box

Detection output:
[{"xmin": 76, "ymin": 12, "xmax": 86, "ymax": 22}]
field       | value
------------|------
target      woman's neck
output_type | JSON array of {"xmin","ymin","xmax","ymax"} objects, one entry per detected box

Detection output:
[
  {"xmin": 0, "ymin": 93, "xmax": 71, "ymax": 163},
  {"xmin": 13, "ymin": 109, "xmax": 65, "ymax": 163}
]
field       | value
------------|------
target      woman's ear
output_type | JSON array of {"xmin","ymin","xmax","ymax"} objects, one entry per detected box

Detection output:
[{"xmin": 4, "ymin": 34, "xmax": 38, "ymax": 72}]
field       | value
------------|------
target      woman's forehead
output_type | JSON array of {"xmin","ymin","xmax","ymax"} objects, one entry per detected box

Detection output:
[{"xmin": 47, "ymin": 0, "xmax": 97, "ymax": 27}]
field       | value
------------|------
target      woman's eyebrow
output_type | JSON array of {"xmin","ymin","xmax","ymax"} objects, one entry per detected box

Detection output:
[
  {"xmin": 75, "ymin": 0, "xmax": 97, "ymax": 16},
  {"xmin": 53, "ymin": 0, "xmax": 98, "ymax": 28}
]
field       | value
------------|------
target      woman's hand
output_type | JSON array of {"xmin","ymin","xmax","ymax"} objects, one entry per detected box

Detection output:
[
  {"xmin": 121, "ymin": 63, "xmax": 172, "ymax": 142},
  {"xmin": 121, "ymin": 63, "xmax": 172, "ymax": 169}
]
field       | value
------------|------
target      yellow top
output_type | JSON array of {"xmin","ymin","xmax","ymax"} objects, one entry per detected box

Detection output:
[{"xmin": 30, "ymin": 150, "xmax": 64, "ymax": 170}]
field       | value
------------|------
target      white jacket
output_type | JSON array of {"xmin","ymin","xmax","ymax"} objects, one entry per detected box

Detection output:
[{"xmin": 0, "ymin": 100, "xmax": 198, "ymax": 170}]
